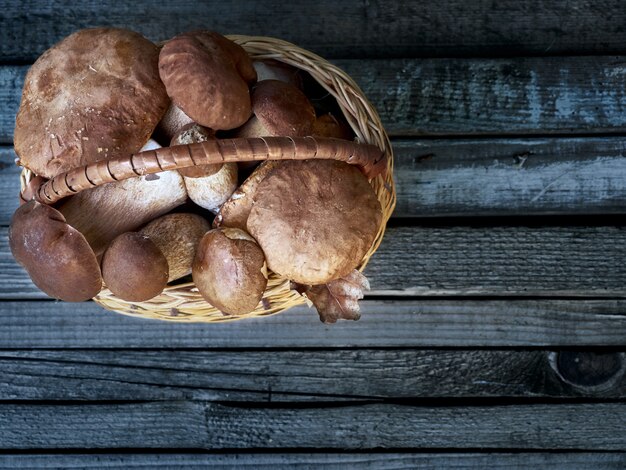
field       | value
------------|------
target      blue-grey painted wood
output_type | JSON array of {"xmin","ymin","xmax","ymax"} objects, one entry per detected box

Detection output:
[
  {"xmin": 3, "ymin": 57, "xmax": 626, "ymax": 143},
  {"xmin": 0, "ymin": 452, "xmax": 624, "ymax": 469},
  {"xmin": 1, "ymin": 402, "xmax": 625, "ymax": 449},
  {"xmin": 0, "ymin": 300, "xmax": 624, "ymax": 348},
  {"xmin": 1, "ymin": 0, "xmax": 626, "ymax": 62},
  {"xmin": 0, "ymin": 349, "xmax": 622, "ymax": 401}
]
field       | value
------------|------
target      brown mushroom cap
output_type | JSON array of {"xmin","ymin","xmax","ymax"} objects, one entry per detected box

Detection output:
[
  {"xmin": 247, "ymin": 79, "xmax": 316, "ymax": 137},
  {"xmin": 192, "ymin": 228, "xmax": 268, "ymax": 315},
  {"xmin": 247, "ymin": 160, "xmax": 382, "ymax": 285},
  {"xmin": 159, "ymin": 31, "xmax": 256, "ymax": 130},
  {"xmin": 139, "ymin": 213, "xmax": 210, "ymax": 281},
  {"xmin": 9, "ymin": 201, "xmax": 102, "ymax": 301},
  {"xmin": 14, "ymin": 28, "xmax": 168, "ymax": 178},
  {"xmin": 101, "ymin": 232, "xmax": 168, "ymax": 302}
]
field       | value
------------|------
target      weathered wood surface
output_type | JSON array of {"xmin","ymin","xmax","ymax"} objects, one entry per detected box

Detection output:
[
  {"xmin": 1, "ymin": 452, "xmax": 625, "ymax": 469},
  {"xmin": 5, "ymin": 225, "xmax": 626, "ymax": 298},
  {"xmin": 393, "ymin": 137, "xmax": 626, "ymax": 217},
  {"xmin": 3, "ymin": 57, "xmax": 626, "ymax": 143},
  {"xmin": 1, "ymin": 402, "xmax": 625, "ymax": 449},
  {"xmin": 2, "ymin": 0, "xmax": 626, "ymax": 62},
  {"xmin": 0, "ymin": 300, "xmax": 624, "ymax": 348},
  {"xmin": 1, "ymin": 349, "xmax": 623, "ymax": 401},
  {"xmin": 3, "ymin": 137, "xmax": 626, "ymax": 224}
]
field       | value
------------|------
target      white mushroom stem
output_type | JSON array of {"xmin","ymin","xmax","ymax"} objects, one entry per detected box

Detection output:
[
  {"xmin": 253, "ymin": 60, "xmax": 302, "ymax": 88},
  {"xmin": 184, "ymin": 163, "xmax": 238, "ymax": 213},
  {"xmin": 58, "ymin": 139, "xmax": 188, "ymax": 257},
  {"xmin": 170, "ymin": 124, "xmax": 238, "ymax": 213},
  {"xmin": 139, "ymin": 213, "xmax": 211, "ymax": 281},
  {"xmin": 156, "ymin": 102, "xmax": 195, "ymax": 143}
]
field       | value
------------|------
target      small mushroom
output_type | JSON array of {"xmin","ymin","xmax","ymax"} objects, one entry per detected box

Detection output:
[
  {"xmin": 101, "ymin": 232, "xmax": 169, "ymax": 302},
  {"xmin": 9, "ymin": 201, "xmax": 102, "ymax": 301},
  {"xmin": 253, "ymin": 59, "xmax": 303, "ymax": 89},
  {"xmin": 101, "ymin": 213, "xmax": 210, "ymax": 302},
  {"xmin": 139, "ymin": 213, "xmax": 211, "ymax": 281},
  {"xmin": 159, "ymin": 31, "xmax": 256, "ymax": 130},
  {"xmin": 234, "ymin": 80, "xmax": 316, "ymax": 139},
  {"xmin": 214, "ymin": 160, "xmax": 281, "ymax": 230},
  {"xmin": 312, "ymin": 113, "xmax": 354, "ymax": 140},
  {"xmin": 14, "ymin": 28, "xmax": 168, "ymax": 178},
  {"xmin": 58, "ymin": 139, "xmax": 188, "ymax": 256},
  {"xmin": 247, "ymin": 160, "xmax": 382, "ymax": 285},
  {"xmin": 192, "ymin": 228, "xmax": 268, "ymax": 315},
  {"xmin": 171, "ymin": 123, "xmax": 238, "ymax": 212}
]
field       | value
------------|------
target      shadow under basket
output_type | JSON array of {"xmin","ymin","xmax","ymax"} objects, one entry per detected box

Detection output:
[{"xmin": 20, "ymin": 35, "xmax": 396, "ymax": 323}]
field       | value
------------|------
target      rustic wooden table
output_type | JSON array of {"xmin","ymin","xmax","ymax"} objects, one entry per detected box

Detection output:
[{"xmin": 1, "ymin": 1, "xmax": 625, "ymax": 468}]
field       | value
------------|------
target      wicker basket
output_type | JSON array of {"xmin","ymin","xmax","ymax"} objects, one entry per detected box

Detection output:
[{"xmin": 20, "ymin": 35, "xmax": 396, "ymax": 322}]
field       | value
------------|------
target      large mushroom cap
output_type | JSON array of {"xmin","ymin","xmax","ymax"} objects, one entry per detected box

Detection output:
[
  {"xmin": 159, "ymin": 31, "xmax": 256, "ymax": 130},
  {"xmin": 247, "ymin": 160, "xmax": 382, "ymax": 285},
  {"xmin": 14, "ymin": 28, "xmax": 168, "ymax": 178},
  {"xmin": 9, "ymin": 201, "xmax": 102, "ymax": 301},
  {"xmin": 193, "ymin": 228, "xmax": 268, "ymax": 315}
]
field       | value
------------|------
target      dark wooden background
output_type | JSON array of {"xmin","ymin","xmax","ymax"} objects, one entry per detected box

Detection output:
[{"xmin": 1, "ymin": 1, "xmax": 625, "ymax": 468}]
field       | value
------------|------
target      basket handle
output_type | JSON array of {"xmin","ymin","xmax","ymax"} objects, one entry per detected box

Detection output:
[{"xmin": 32, "ymin": 136, "xmax": 386, "ymax": 205}]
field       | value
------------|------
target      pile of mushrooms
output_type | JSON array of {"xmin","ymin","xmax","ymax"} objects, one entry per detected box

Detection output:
[{"xmin": 10, "ymin": 28, "xmax": 384, "ymax": 321}]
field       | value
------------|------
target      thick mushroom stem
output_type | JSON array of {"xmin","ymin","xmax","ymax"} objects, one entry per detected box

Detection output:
[
  {"xmin": 33, "ymin": 137, "xmax": 386, "ymax": 205},
  {"xmin": 139, "ymin": 213, "xmax": 211, "ymax": 281},
  {"xmin": 56, "ymin": 140, "xmax": 188, "ymax": 257},
  {"xmin": 156, "ymin": 102, "xmax": 196, "ymax": 143},
  {"xmin": 9, "ymin": 201, "xmax": 102, "ymax": 301},
  {"xmin": 171, "ymin": 124, "xmax": 238, "ymax": 213}
]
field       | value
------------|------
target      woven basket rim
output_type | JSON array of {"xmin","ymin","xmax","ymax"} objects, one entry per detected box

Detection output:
[{"xmin": 19, "ymin": 34, "xmax": 396, "ymax": 323}]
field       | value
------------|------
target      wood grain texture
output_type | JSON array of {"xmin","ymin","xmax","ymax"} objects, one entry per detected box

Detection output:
[
  {"xmin": 0, "ymin": 300, "xmax": 624, "ymax": 348},
  {"xmin": 1, "ymin": 402, "xmax": 625, "ymax": 449},
  {"xmin": 1, "ymin": 452, "xmax": 625, "ymax": 469},
  {"xmin": 1, "ymin": 0, "xmax": 626, "ymax": 62},
  {"xmin": 393, "ymin": 137, "xmax": 626, "ymax": 217},
  {"xmin": 3, "ymin": 57, "xmax": 626, "ymax": 143},
  {"xmin": 4, "ymin": 137, "xmax": 626, "ymax": 224},
  {"xmin": 1, "ymin": 349, "xmax": 623, "ymax": 401},
  {"xmin": 6, "ymin": 224, "xmax": 626, "ymax": 298}
]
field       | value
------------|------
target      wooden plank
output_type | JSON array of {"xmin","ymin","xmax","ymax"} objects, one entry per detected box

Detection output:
[
  {"xmin": 1, "ymin": 349, "xmax": 623, "ymax": 401},
  {"xmin": 0, "ymin": 300, "xmax": 624, "ymax": 348},
  {"xmin": 3, "ymin": 56, "xmax": 626, "ymax": 143},
  {"xmin": 4, "ymin": 136, "xmax": 626, "ymax": 225},
  {"xmin": 393, "ymin": 137, "xmax": 626, "ymax": 217},
  {"xmin": 1, "ymin": 452, "xmax": 624, "ymax": 469},
  {"xmin": 2, "ymin": 0, "xmax": 626, "ymax": 62},
  {"xmin": 0, "ymin": 402, "xmax": 624, "ymax": 449},
  {"xmin": 4, "ymin": 225, "xmax": 626, "ymax": 298}
]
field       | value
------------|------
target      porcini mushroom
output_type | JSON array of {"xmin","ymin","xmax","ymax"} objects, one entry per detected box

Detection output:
[
  {"xmin": 57, "ymin": 140, "xmax": 188, "ymax": 256},
  {"xmin": 171, "ymin": 123, "xmax": 238, "ymax": 212},
  {"xmin": 312, "ymin": 113, "xmax": 354, "ymax": 140},
  {"xmin": 101, "ymin": 232, "xmax": 169, "ymax": 302},
  {"xmin": 253, "ymin": 59, "xmax": 303, "ymax": 88},
  {"xmin": 159, "ymin": 31, "xmax": 256, "ymax": 130},
  {"xmin": 247, "ymin": 160, "xmax": 382, "ymax": 285},
  {"xmin": 14, "ymin": 28, "xmax": 168, "ymax": 178},
  {"xmin": 192, "ymin": 228, "xmax": 268, "ymax": 315},
  {"xmin": 139, "ymin": 213, "xmax": 211, "ymax": 281},
  {"xmin": 101, "ymin": 213, "xmax": 210, "ymax": 302},
  {"xmin": 214, "ymin": 160, "xmax": 281, "ymax": 230},
  {"xmin": 234, "ymin": 80, "xmax": 316, "ymax": 139},
  {"xmin": 9, "ymin": 201, "xmax": 102, "ymax": 301},
  {"xmin": 155, "ymin": 102, "xmax": 196, "ymax": 143}
]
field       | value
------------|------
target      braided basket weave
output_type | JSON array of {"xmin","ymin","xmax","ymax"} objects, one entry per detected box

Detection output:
[{"xmin": 20, "ymin": 35, "xmax": 396, "ymax": 322}]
